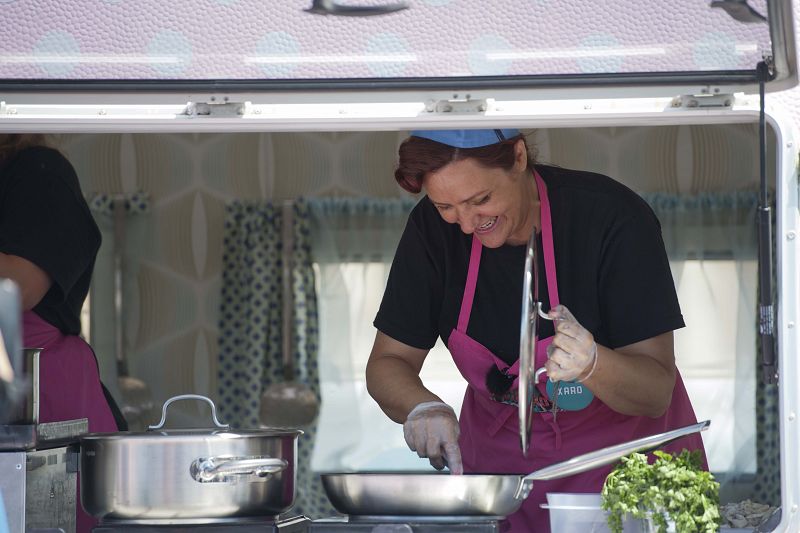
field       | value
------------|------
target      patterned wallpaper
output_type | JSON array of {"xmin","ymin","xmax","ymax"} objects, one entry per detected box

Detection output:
[
  {"xmin": 55, "ymin": 122, "xmax": 773, "ymax": 424},
  {"xmin": 62, "ymin": 132, "xmax": 403, "ymax": 422}
]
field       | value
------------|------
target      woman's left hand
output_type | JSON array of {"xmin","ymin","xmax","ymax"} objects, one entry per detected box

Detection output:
[{"xmin": 545, "ymin": 304, "xmax": 597, "ymax": 382}]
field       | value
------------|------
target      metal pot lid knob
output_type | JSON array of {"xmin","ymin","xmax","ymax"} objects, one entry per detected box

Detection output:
[{"xmin": 148, "ymin": 394, "xmax": 230, "ymax": 430}]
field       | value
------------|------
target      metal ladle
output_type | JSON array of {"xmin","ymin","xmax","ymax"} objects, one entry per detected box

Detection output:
[
  {"xmin": 112, "ymin": 197, "xmax": 156, "ymax": 431},
  {"xmin": 259, "ymin": 202, "xmax": 320, "ymax": 428}
]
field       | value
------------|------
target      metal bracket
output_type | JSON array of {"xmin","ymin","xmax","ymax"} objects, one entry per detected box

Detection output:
[
  {"xmin": 710, "ymin": 0, "xmax": 767, "ymax": 23},
  {"xmin": 26, "ymin": 455, "xmax": 46, "ymax": 471},
  {"xmin": 672, "ymin": 94, "xmax": 734, "ymax": 109},
  {"xmin": 305, "ymin": 0, "xmax": 408, "ymax": 16},
  {"xmin": 425, "ymin": 96, "xmax": 489, "ymax": 114},
  {"xmin": 761, "ymin": 55, "xmax": 775, "ymax": 78},
  {"xmin": 65, "ymin": 445, "xmax": 80, "ymax": 473},
  {"xmin": 184, "ymin": 101, "xmax": 248, "ymax": 118}
]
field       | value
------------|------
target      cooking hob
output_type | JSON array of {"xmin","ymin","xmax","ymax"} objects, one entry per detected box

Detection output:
[
  {"xmin": 92, "ymin": 515, "xmax": 507, "ymax": 533},
  {"xmin": 92, "ymin": 516, "xmax": 310, "ymax": 533},
  {"xmin": 309, "ymin": 515, "xmax": 506, "ymax": 532}
]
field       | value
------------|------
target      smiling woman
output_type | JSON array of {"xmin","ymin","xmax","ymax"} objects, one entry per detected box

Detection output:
[
  {"xmin": 0, "ymin": 134, "xmax": 125, "ymax": 533},
  {"xmin": 367, "ymin": 128, "xmax": 706, "ymax": 533},
  {"xmin": 398, "ymin": 130, "xmax": 540, "ymax": 248}
]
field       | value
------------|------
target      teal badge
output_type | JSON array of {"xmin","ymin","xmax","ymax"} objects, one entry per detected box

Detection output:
[{"xmin": 547, "ymin": 380, "xmax": 594, "ymax": 411}]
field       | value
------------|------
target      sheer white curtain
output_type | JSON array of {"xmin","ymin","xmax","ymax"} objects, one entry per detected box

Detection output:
[
  {"xmin": 306, "ymin": 197, "xmax": 467, "ymax": 472},
  {"xmin": 644, "ymin": 191, "xmax": 762, "ymax": 496}
]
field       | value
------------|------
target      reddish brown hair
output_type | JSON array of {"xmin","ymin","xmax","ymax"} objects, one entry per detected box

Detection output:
[
  {"xmin": 394, "ymin": 134, "xmax": 536, "ymax": 194},
  {"xmin": 0, "ymin": 134, "xmax": 48, "ymax": 169}
]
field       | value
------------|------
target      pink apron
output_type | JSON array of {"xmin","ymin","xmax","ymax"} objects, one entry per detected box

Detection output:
[
  {"xmin": 447, "ymin": 171, "xmax": 706, "ymax": 533},
  {"xmin": 23, "ymin": 310, "xmax": 119, "ymax": 533}
]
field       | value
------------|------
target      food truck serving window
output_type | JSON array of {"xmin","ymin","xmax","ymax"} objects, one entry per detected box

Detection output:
[{"xmin": 0, "ymin": 0, "xmax": 794, "ymax": 92}]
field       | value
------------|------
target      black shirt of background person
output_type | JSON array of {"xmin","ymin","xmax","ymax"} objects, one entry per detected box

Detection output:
[{"xmin": 0, "ymin": 146, "xmax": 101, "ymax": 336}]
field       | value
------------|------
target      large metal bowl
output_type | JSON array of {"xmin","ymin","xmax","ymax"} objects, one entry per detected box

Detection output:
[{"xmin": 321, "ymin": 420, "xmax": 710, "ymax": 518}]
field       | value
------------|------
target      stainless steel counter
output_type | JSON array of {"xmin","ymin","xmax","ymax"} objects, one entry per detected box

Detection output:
[
  {"xmin": 0, "ymin": 418, "xmax": 87, "ymax": 533},
  {"xmin": 92, "ymin": 516, "xmax": 506, "ymax": 533}
]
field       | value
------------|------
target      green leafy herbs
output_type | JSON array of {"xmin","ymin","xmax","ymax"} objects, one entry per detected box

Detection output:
[{"xmin": 600, "ymin": 450, "xmax": 721, "ymax": 533}]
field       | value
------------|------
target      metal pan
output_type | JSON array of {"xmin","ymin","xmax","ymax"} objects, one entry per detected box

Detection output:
[{"xmin": 321, "ymin": 420, "xmax": 709, "ymax": 518}]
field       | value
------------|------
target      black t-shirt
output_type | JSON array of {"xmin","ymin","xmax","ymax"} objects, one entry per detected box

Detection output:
[
  {"xmin": 374, "ymin": 164, "xmax": 684, "ymax": 365},
  {"xmin": 0, "ymin": 146, "xmax": 101, "ymax": 335}
]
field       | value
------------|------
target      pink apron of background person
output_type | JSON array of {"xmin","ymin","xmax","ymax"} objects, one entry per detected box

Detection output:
[
  {"xmin": 447, "ymin": 170, "xmax": 706, "ymax": 533},
  {"xmin": 23, "ymin": 310, "xmax": 119, "ymax": 533}
]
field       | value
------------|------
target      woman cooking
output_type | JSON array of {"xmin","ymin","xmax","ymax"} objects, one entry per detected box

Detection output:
[
  {"xmin": 366, "ymin": 129, "xmax": 707, "ymax": 531},
  {"xmin": 0, "ymin": 134, "xmax": 124, "ymax": 532}
]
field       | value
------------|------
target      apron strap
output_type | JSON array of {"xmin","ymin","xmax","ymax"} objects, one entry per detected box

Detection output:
[
  {"xmin": 534, "ymin": 169, "xmax": 560, "ymax": 307},
  {"xmin": 457, "ymin": 235, "xmax": 483, "ymax": 332}
]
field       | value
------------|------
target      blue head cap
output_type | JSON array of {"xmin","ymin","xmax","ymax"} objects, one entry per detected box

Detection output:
[{"xmin": 409, "ymin": 129, "xmax": 520, "ymax": 148}]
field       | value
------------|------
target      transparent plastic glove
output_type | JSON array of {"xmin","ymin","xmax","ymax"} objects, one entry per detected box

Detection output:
[
  {"xmin": 545, "ymin": 304, "xmax": 598, "ymax": 382},
  {"xmin": 402, "ymin": 401, "xmax": 463, "ymax": 474}
]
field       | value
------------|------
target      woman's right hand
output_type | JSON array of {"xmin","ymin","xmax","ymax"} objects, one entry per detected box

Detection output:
[{"xmin": 403, "ymin": 401, "xmax": 463, "ymax": 474}]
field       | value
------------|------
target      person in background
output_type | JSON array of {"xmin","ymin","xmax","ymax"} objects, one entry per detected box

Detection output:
[
  {"xmin": 366, "ymin": 129, "xmax": 706, "ymax": 532},
  {"xmin": 0, "ymin": 134, "xmax": 125, "ymax": 532}
]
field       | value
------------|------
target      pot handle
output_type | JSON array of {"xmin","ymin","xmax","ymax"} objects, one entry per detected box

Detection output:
[
  {"xmin": 191, "ymin": 456, "xmax": 289, "ymax": 483},
  {"xmin": 148, "ymin": 394, "xmax": 230, "ymax": 430}
]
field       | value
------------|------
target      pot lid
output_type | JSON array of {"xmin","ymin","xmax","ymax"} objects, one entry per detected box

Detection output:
[
  {"xmin": 81, "ymin": 394, "xmax": 304, "ymax": 440},
  {"xmin": 81, "ymin": 426, "xmax": 303, "ymax": 440}
]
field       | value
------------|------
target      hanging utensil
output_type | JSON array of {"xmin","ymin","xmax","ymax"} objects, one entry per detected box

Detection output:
[
  {"xmin": 519, "ymin": 227, "xmax": 554, "ymax": 456},
  {"xmin": 112, "ymin": 197, "xmax": 156, "ymax": 431},
  {"xmin": 259, "ymin": 202, "xmax": 320, "ymax": 428}
]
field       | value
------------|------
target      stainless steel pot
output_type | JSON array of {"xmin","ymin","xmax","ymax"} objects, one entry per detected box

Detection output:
[
  {"xmin": 321, "ymin": 420, "xmax": 709, "ymax": 518},
  {"xmin": 80, "ymin": 394, "xmax": 302, "ymax": 522}
]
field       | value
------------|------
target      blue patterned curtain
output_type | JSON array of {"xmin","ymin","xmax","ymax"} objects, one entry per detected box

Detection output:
[
  {"xmin": 217, "ymin": 199, "xmax": 334, "ymax": 518},
  {"xmin": 218, "ymin": 202, "xmax": 283, "ymax": 427}
]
